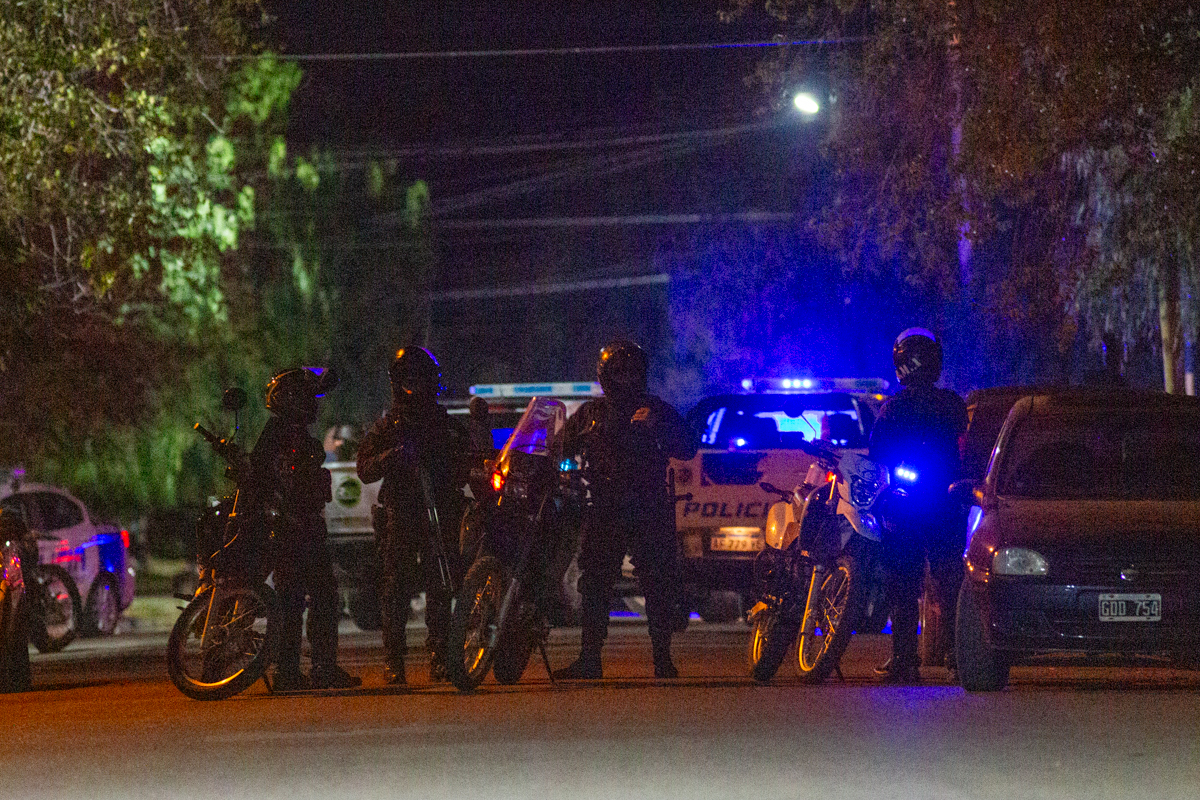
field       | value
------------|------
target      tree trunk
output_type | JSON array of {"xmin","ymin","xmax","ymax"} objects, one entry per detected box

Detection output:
[{"xmin": 1160, "ymin": 259, "xmax": 1183, "ymax": 393}]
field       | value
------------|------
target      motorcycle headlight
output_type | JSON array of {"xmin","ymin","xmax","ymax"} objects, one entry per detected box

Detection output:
[
  {"xmin": 850, "ymin": 476, "xmax": 881, "ymax": 507},
  {"xmin": 992, "ymin": 547, "xmax": 1049, "ymax": 576}
]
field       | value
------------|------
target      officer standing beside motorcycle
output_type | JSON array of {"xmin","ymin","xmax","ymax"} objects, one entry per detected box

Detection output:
[
  {"xmin": 252, "ymin": 367, "xmax": 361, "ymax": 691},
  {"xmin": 357, "ymin": 347, "xmax": 470, "ymax": 685},
  {"xmin": 554, "ymin": 340, "xmax": 697, "ymax": 680},
  {"xmin": 869, "ymin": 328, "xmax": 967, "ymax": 684}
]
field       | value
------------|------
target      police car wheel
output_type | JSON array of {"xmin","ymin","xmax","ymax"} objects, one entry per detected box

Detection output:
[{"xmin": 84, "ymin": 570, "xmax": 121, "ymax": 636}]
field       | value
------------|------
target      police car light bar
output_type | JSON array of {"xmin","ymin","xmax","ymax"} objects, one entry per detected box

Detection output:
[
  {"xmin": 742, "ymin": 377, "xmax": 891, "ymax": 393},
  {"xmin": 469, "ymin": 382, "xmax": 603, "ymax": 398}
]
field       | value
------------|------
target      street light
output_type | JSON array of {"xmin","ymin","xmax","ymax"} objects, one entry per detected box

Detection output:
[{"xmin": 793, "ymin": 91, "xmax": 820, "ymax": 116}]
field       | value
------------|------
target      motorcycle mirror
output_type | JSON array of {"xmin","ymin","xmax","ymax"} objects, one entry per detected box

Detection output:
[{"xmin": 221, "ymin": 387, "xmax": 248, "ymax": 412}]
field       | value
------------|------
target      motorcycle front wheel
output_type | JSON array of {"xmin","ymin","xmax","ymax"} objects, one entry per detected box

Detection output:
[
  {"xmin": 795, "ymin": 542, "xmax": 874, "ymax": 684},
  {"xmin": 749, "ymin": 608, "xmax": 800, "ymax": 684},
  {"xmin": 30, "ymin": 564, "xmax": 82, "ymax": 654},
  {"xmin": 166, "ymin": 583, "xmax": 278, "ymax": 701},
  {"xmin": 491, "ymin": 599, "xmax": 537, "ymax": 685},
  {"xmin": 447, "ymin": 556, "xmax": 511, "ymax": 692}
]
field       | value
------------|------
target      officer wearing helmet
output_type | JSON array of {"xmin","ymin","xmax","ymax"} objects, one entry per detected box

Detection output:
[
  {"xmin": 356, "ymin": 346, "xmax": 470, "ymax": 685},
  {"xmin": 253, "ymin": 367, "xmax": 361, "ymax": 691},
  {"xmin": 869, "ymin": 328, "xmax": 967, "ymax": 684},
  {"xmin": 553, "ymin": 340, "xmax": 697, "ymax": 680}
]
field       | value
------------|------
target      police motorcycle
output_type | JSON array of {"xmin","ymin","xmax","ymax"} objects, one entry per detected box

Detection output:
[
  {"xmin": 748, "ymin": 438, "xmax": 914, "ymax": 684},
  {"xmin": 446, "ymin": 396, "xmax": 582, "ymax": 692},
  {"xmin": 166, "ymin": 388, "xmax": 280, "ymax": 701}
]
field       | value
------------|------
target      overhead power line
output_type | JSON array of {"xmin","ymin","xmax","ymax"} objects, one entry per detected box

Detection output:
[
  {"xmin": 434, "ymin": 212, "xmax": 802, "ymax": 230},
  {"xmin": 426, "ymin": 273, "xmax": 670, "ymax": 301},
  {"xmin": 222, "ymin": 39, "xmax": 864, "ymax": 62}
]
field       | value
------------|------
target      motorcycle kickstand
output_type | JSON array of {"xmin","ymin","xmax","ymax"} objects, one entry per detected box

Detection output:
[{"xmin": 539, "ymin": 640, "xmax": 556, "ymax": 686}]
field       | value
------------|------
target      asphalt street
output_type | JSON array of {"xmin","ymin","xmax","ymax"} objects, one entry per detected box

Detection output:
[{"xmin": 11, "ymin": 615, "xmax": 1200, "ymax": 800}]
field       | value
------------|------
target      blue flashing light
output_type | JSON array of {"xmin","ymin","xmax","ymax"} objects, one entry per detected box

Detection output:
[
  {"xmin": 734, "ymin": 437, "xmax": 748, "ymax": 448},
  {"xmin": 559, "ymin": 458, "xmax": 580, "ymax": 472},
  {"xmin": 743, "ymin": 377, "xmax": 891, "ymax": 394},
  {"xmin": 894, "ymin": 465, "xmax": 919, "ymax": 484}
]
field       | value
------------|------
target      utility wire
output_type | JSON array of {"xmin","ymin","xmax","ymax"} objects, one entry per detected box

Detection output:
[{"xmin": 222, "ymin": 39, "xmax": 864, "ymax": 62}]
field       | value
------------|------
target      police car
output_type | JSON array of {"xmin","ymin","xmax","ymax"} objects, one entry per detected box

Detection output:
[
  {"xmin": 0, "ymin": 472, "xmax": 136, "ymax": 637},
  {"xmin": 323, "ymin": 382, "xmax": 602, "ymax": 630},
  {"xmin": 668, "ymin": 378, "xmax": 887, "ymax": 622}
]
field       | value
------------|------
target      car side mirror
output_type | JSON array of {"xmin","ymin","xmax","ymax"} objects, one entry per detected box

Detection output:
[{"xmin": 948, "ymin": 479, "xmax": 980, "ymax": 506}]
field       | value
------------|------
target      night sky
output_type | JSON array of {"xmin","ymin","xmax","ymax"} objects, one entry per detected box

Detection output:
[{"xmin": 263, "ymin": 2, "xmax": 829, "ymax": 392}]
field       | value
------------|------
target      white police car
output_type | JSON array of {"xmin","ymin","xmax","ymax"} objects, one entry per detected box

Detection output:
[
  {"xmin": 669, "ymin": 378, "xmax": 887, "ymax": 622},
  {"xmin": 0, "ymin": 473, "xmax": 136, "ymax": 637}
]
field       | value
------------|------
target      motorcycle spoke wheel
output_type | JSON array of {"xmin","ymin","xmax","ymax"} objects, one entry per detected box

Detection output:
[
  {"xmin": 796, "ymin": 565, "xmax": 851, "ymax": 676},
  {"xmin": 447, "ymin": 556, "xmax": 509, "ymax": 692},
  {"xmin": 167, "ymin": 584, "xmax": 276, "ymax": 700}
]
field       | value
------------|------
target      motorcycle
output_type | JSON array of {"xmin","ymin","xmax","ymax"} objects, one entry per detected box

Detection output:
[
  {"xmin": 166, "ymin": 387, "xmax": 280, "ymax": 701},
  {"xmin": 748, "ymin": 437, "xmax": 910, "ymax": 684},
  {"xmin": 445, "ymin": 396, "xmax": 583, "ymax": 692}
]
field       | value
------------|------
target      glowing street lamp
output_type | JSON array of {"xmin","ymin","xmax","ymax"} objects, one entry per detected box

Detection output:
[{"xmin": 792, "ymin": 91, "xmax": 820, "ymax": 116}]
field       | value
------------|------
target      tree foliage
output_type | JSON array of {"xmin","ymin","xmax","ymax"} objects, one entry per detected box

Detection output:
[
  {"xmin": 722, "ymin": 0, "xmax": 1200, "ymax": 388},
  {"xmin": 0, "ymin": 1, "xmax": 300, "ymax": 516}
]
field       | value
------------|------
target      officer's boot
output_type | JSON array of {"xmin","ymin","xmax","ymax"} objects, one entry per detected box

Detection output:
[
  {"xmin": 651, "ymin": 634, "xmax": 678, "ymax": 679},
  {"xmin": 552, "ymin": 620, "xmax": 604, "ymax": 680}
]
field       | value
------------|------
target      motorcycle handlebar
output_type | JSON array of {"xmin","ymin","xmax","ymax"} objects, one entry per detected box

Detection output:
[
  {"xmin": 193, "ymin": 422, "xmax": 220, "ymax": 445},
  {"xmin": 759, "ymin": 481, "xmax": 792, "ymax": 500}
]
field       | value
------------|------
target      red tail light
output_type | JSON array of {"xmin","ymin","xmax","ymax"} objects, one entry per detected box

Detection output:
[
  {"xmin": 826, "ymin": 471, "xmax": 838, "ymax": 483},
  {"xmin": 120, "ymin": 530, "xmax": 131, "ymax": 549},
  {"xmin": 491, "ymin": 470, "xmax": 505, "ymax": 493}
]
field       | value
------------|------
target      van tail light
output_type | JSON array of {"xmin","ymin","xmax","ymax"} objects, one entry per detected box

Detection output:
[{"xmin": 121, "ymin": 530, "xmax": 131, "ymax": 549}]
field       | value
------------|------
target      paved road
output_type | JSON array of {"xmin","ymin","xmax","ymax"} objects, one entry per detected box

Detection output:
[{"xmin": 11, "ymin": 619, "xmax": 1200, "ymax": 800}]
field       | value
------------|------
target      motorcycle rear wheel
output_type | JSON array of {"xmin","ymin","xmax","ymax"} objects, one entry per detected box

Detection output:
[
  {"xmin": 447, "ymin": 556, "xmax": 511, "ymax": 692},
  {"xmin": 749, "ymin": 609, "xmax": 800, "ymax": 684},
  {"xmin": 166, "ymin": 583, "xmax": 277, "ymax": 700},
  {"xmin": 30, "ymin": 564, "xmax": 82, "ymax": 654},
  {"xmin": 795, "ymin": 544, "xmax": 873, "ymax": 684}
]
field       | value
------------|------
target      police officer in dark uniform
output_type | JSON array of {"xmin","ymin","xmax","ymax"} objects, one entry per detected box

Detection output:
[
  {"xmin": 357, "ymin": 347, "xmax": 470, "ymax": 685},
  {"xmin": 1, "ymin": 508, "xmax": 32, "ymax": 693},
  {"xmin": 553, "ymin": 340, "xmax": 698, "ymax": 680},
  {"xmin": 252, "ymin": 367, "xmax": 361, "ymax": 691},
  {"xmin": 869, "ymin": 328, "xmax": 967, "ymax": 684}
]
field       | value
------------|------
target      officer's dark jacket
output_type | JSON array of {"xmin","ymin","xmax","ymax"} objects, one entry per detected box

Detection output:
[
  {"xmin": 869, "ymin": 384, "xmax": 967, "ymax": 500},
  {"xmin": 562, "ymin": 394, "xmax": 697, "ymax": 499},
  {"xmin": 356, "ymin": 397, "xmax": 470, "ymax": 515},
  {"xmin": 250, "ymin": 416, "xmax": 332, "ymax": 518}
]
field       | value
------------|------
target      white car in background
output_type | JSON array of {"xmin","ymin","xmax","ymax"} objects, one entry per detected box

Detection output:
[{"xmin": 1, "ymin": 475, "xmax": 136, "ymax": 637}]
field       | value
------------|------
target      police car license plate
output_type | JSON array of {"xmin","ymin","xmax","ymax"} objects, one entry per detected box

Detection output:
[
  {"xmin": 1098, "ymin": 593, "xmax": 1161, "ymax": 622},
  {"xmin": 709, "ymin": 528, "xmax": 764, "ymax": 553}
]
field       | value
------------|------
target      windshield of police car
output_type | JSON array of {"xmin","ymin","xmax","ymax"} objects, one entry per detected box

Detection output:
[
  {"xmin": 696, "ymin": 394, "xmax": 867, "ymax": 450},
  {"xmin": 998, "ymin": 409, "xmax": 1200, "ymax": 500}
]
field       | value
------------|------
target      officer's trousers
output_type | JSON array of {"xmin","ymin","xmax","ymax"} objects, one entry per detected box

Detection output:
[{"xmin": 576, "ymin": 497, "xmax": 680, "ymax": 659}]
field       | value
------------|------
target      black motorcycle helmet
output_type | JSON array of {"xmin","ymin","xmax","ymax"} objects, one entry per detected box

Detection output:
[
  {"xmin": 597, "ymin": 339, "xmax": 648, "ymax": 399},
  {"xmin": 892, "ymin": 328, "xmax": 943, "ymax": 387},
  {"xmin": 389, "ymin": 346, "xmax": 442, "ymax": 403},
  {"xmin": 264, "ymin": 367, "xmax": 339, "ymax": 422}
]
